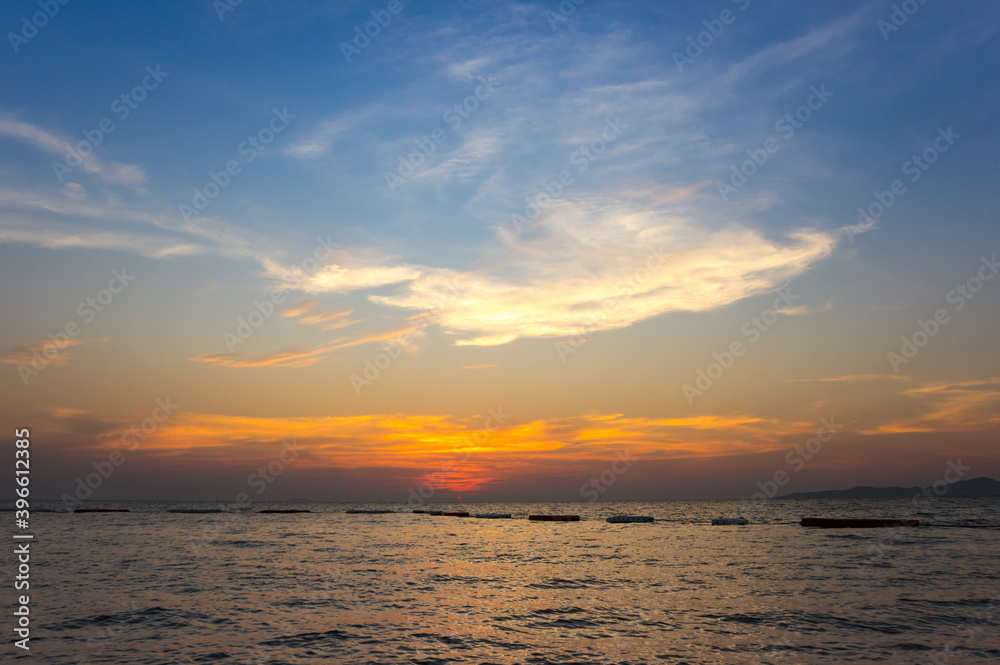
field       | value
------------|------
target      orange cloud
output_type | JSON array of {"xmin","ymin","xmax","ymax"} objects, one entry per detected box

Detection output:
[
  {"xmin": 300, "ymin": 310, "xmax": 357, "ymax": 329},
  {"xmin": 787, "ymin": 374, "xmax": 909, "ymax": 383},
  {"xmin": 62, "ymin": 409, "xmax": 832, "ymax": 496},
  {"xmin": 189, "ymin": 346, "xmax": 338, "ymax": 368},
  {"xmin": 189, "ymin": 323, "xmax": 431, "ymax": 368},
  {"xmin": 80, "ymin": 410, "xmax": 813, "ymax": 494},
  {"xmin": 621, "ymin": 180, "xmax": 715, "ymax": 205},
  {"xmin": 281, "ymin": 298, "xmax": 361, "ymax": 331},
  {"xmin": 281, "ymin": 299, "xmax": 318, "ymax": 317},
  {"xmin": 0, "ymin": 337, "xmax": 102, "ymax": 366},
  {"xmin": 863, "ymin": 378, "xmax": 1000, "ymax": 434}
]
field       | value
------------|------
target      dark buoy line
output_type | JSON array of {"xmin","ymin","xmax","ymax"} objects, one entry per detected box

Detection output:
[
  {"xmin": 61, "ymin": 509, "xmax": 1000, "ymax": 529},
  {"xmin": 801, "ymin": 518, "xmax": 919, "ymax": 528},
  {"xmin": 529, "ymin": 515, "xmax": 580, "ymax": 521}
]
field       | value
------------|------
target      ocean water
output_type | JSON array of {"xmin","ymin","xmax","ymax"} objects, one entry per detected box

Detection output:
[{"xmin": 4, "ymin": 498, "xmax": 999, "ymax": 664}]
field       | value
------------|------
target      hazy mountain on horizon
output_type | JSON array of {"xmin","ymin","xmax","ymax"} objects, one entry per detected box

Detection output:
[{"xmin": 780, "ymin": 476, "xmax": 1000, "ymax": 500}]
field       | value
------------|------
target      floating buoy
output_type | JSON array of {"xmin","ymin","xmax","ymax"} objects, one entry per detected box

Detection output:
[
  {"xmin": 443, "ymin": 511, "xmax": 471, "ymax": 517},
  {"xmin": 259, "ymin": 509, "xmax": 311, "ymax": 513},
  {"xmin": 606, "ymin": 515, "xmax": 654, "ymax": 523},
  {"xmin": 345, "ymin": 509, "xmax": 394, "ymax": 514},
  {"xmin": 74, "ymin": 509, "xmax": 130, "ymax": 513},
  {"xmin": 475, "ymin": 513, "xmax": 512, "ymax": 519},
  {"xmin": 412, "ymin": 509, "xmax": 427, "ymax": 514},
  {"xmin": 711, "ymin": 517, "xmax": 748, "ymax": 525},
  {"xmin": 801, "ymin": 518, "xmax": 919, "ymax": 528},
  {"xmin": 427, "ymin": 510, "xmax": 444, "ymax": 515},
  {"xmin": 529, "ymin": 515, "xmax": 580, "ymax": 521}
]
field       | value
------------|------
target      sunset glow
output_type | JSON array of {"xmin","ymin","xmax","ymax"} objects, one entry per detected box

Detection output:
[{"xmin": 1, "ymin": 1, "xmax": 998, "ymax": 503}]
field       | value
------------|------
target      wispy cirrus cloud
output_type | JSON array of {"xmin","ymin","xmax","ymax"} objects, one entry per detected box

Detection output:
[
  {"xmin": 280, "ymin": 299, "xmax": 360, "ymax": 330},
  {"xmin": 189, "ymin": 345, "xmax": 339, "ymax": 369},
  {"xmin": 0, "ymin": 116, "xmax": 145, "ymax": 186},
  {"xmin": 720, "ymin": 9, "xmax": 867, "ymax": 85},
  {"xmin": 277, "ymin": 247, "xmax": 424, "ymax": 294},
  {"xmin": 0, "ymin": 337, "xmax": 104, "ymax": 367},
  {"xmin": 283, "ymin": 105, "xmax": 383, "ymax": 159},
  {"xmin": 190, "ymin": 323, "xmax": 429, "ymax": 368},
  {"xmin": 370, "ymin": 203, "xmax": 837, "ymax": 346},
  {"xmin": 787, "ymin": 374, "xmax": 909, "ymax": 384},
  {"xmin": 863, "ymin": 378, "xmax": 1000, "ymax": 434},
  {"xmin": 281, "ymin": 299, "xmax": 320, "ymax": 318}
]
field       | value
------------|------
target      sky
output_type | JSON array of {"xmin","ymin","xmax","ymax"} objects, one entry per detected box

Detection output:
[{"xmin": 1, "ymin": 0, "xmax": 999, "ymax": 503}]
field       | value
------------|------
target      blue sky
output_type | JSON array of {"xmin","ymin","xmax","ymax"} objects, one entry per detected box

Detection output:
[{"xmin": 2, "ymin": 0, "xmax": 999, "ymax": 501}]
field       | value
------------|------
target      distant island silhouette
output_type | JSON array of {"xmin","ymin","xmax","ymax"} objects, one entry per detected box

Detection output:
[{"xmin": 780, "ymin": 476, "xmax": 1000, "ymax": 499}]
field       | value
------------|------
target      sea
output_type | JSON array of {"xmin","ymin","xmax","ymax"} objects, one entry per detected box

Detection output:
[{"xmin": 4, "ymin": 497, "xmax": 999, "ymax": 664}]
